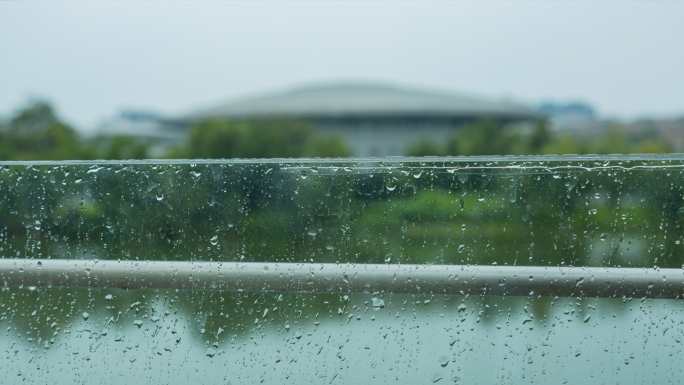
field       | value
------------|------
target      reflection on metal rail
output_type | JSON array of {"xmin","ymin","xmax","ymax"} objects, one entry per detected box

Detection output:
[{"xmin": 0, "ymin": 258, "xmax": 683, "ymax": 299}]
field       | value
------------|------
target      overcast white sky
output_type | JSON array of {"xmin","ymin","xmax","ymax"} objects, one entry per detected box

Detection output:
[{"xmin": 1, "ymin": 1, "xmax": 683, "ymax": 129}]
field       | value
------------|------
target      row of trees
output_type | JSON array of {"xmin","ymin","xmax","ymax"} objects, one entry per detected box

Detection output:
[
  {"xmin": 0, "ymin": 101, "xmax": 351, "ymax": 160},
  {"xmin": 0, "ymin": 102, "xmax": 149, "ymax": 160},
  {"xmin": 406, "ymin": 120, "xmax": 672, "ymax": 156},
  {"xmin": 168, "ymin": 118, "xmax": 350, "ymax": 158},
  {"xmin": 0, "ymin": 100, "xmax": 674, "ymax": 161}
]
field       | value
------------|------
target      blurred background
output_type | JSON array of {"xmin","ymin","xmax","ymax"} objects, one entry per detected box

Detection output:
[{"xmin": 1, "ymin": 1, "xmax": 683, "ymax": 160}]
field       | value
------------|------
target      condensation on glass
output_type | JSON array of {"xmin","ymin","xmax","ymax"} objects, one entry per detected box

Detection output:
[{"xmin": 1, "ymin": 156, "xmax": 683, "ymax": 384}]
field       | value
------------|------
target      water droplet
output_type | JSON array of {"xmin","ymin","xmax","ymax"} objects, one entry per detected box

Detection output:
[
  {"xmin": 370, "ymin": 297, "xmax": 385, "ymax": 308},
  {"xmin": 209, "ymin": 235, "xmax": 219, "ymax": 246},
  {"xmin": 104, "ymin": 294, "xmax": 113, "ymax": 301},
  {"xmin": 86, "ymin": 166, "xmax": 103, "ymax": 174},
  {"xmin": 81, "ymin": 312, "xmax": 90, "ymax": 320},
  {"xmin": 156, "ymin": 194, "xmax": 164, "ymax": 202},
  {"xmin": 133, "ymin": 319, "xmax": 143, "ymax": 328}
]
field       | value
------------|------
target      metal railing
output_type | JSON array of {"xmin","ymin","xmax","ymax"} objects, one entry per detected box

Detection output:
[
  {"xmin": 1, "ymin": 258, "xmax": 682, "ymax": 299},
  {"xmin": 3, "ymin": 156, "xmax": 684, "ymax": 300}
]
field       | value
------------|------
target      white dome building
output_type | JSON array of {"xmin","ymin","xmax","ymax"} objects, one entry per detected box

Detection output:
[{"xmin": 186, "ymin": 81, "xmax": 542, "ymax": 156}]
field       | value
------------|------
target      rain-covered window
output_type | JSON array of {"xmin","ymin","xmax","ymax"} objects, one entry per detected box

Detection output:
[
  {"xmin": 3, "ymin": 1, "xmax": 684, "ymax": 383},
  {"xmin": 2, "ymin": 156, "xmax": 684, "ymax": 384}
]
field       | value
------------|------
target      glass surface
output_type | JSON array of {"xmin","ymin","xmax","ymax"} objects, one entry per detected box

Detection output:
[{"xmin": 1, "ymin": 155, "xmax": 684, "ymax": 384}]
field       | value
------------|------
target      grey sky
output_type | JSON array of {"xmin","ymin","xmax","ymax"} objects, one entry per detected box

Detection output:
[{"xmin": 1, "ymin": 1, "xmax": 683, "ymax": 129}]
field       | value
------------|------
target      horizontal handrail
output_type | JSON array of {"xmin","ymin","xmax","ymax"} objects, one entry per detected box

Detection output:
[{"xmin": 0, "ymin": 259, "xmax": 682, "ymax": 298}]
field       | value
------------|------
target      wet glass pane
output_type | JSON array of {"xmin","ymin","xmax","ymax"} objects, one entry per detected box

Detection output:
[{"xmin": 1, "ymin": 156, "xmax": 684, "ymax": 384}]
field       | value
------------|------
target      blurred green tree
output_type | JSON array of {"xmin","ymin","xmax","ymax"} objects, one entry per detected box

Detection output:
[
  {"xmin": 175, "ymin": 118, "xmax": 350, "ymax": 158},
  {"xmin": 446, "ymin": 119, "xmax": 528, "ymax": 155},
  {"xmin": 406, "ymin": 140, "xmax": 445, "ymax": 156},
  {"xmin": 91, "ymin": 135, "xmax": 150, "ymax": 159},
  {"xmin": 0, "ymin": 101, "xmax": 89, "ymax": 160}
]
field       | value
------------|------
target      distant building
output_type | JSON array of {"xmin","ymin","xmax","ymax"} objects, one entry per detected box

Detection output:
[
  {"xmin": 538, "ymin": 101, "xmax": 597, "ymax": 130},
  {"xmin": 100, "ymin": 82, "xmax": 543, "ymax": 156},
  {"xmin": 94, "ymin": 110, "xmax": 185, "ymax": 156}
]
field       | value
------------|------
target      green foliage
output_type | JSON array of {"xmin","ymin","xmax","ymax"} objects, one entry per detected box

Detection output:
[
  {"xmin": 400, "ymin": 119, "xmax": 555, "ymax": 156},
  {"xmin": 304, "ymin": 135, "xmax": 351, "ymax": 157},
  {"xmin": 402, "ymin": 118, "xmax": 671, "ymax": 156},
  {"xmin": 0, "ymin": 100, "xmax": 674, "ymax": 161},
  {"xmin": 0, "ymin": 101, "xmax": 88, "ymax": 160},
  {"xmin": 0, "ymin": 102, "xmax": 350, "ymax": 160},
  {"xmin": 447, "ymin": 119, "xmax": 529, "ymax": 155},
  {"xmin": 92, "ymin": 135, "xmax": 150, "ymax": 159},
  {"xmin": 541, "ymin": 129, "xmax": 672, "ymax": 155},
  {"xmin": 528, "ymin": 121, "xmax": 552, "ymax": 153},
  {"xmin": 406, "ymin": 140, "xmax": 445, "ymax": 156},
  {"xmin": 540, "ymin": 135, "xmax": 586, "ymax": 154},
  {"xmin": 0, "ymin": 101, "xmax": 154, "ymax": 160},
  {"xmin": 178, "ymin": 118, "xmax": 350, "ymax": 158},
  {"xmin": 9, "ymin": 101, "xmax": 59, "ymax": 129}
]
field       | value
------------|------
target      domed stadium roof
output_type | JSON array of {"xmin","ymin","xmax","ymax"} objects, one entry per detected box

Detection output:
[{"xmin": 187, "ymin": 81, "xmax": 540, "ymax": 120}]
